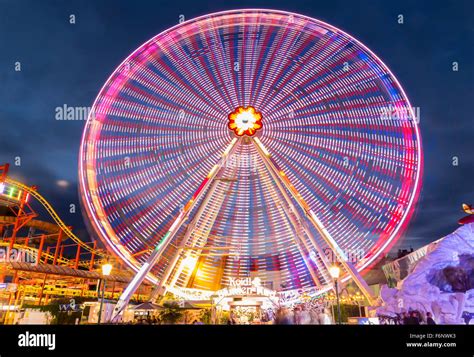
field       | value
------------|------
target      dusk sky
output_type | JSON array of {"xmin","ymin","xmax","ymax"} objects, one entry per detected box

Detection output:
[{"xmin": 1, "ymin": 0, "xmax": 473, "ymax": 252}]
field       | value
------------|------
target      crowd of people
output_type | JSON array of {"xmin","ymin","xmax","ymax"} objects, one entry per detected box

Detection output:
[
  {"xmin": 378, "ymin": 309, "xmax": 436, "ymax": 325},
  {"xmin": 274, "ymin": 305, "xmax": 334, "ymax": 325}
]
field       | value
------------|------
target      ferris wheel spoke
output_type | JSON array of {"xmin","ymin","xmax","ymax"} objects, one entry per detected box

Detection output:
[
  {"xmin": 251, "ymin": 22, "xmax": 303, "ymax": 107},
  {"xmin": 256, "ymin": 30, "xmax": 345, "ymax": 111},
  {"xmin": 153, "ymin": 35, "xmax": 233, "ymax": 114},
  {"xmin": 259, "ymin": 150, "xmax": 332, "ymax": 287}
]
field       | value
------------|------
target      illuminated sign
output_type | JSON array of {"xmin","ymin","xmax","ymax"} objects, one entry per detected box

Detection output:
[{"xmin": 217, "ymin": 277, "xmax": 276, "ymax": 298}]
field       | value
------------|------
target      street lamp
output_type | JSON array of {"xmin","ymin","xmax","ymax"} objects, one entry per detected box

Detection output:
[
  {"xmin": 355, "ymin": 291, "xmax": 363, "ymax": 317},
  {"xmin": 98, "ymin": 263, "xmax": 113, "ymax": 324},
  {"xmin": 329, "ymin": 264, "xmax": 341, "ymax": 324}
]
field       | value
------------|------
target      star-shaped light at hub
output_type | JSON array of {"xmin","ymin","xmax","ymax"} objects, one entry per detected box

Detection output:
[{"xmin": 228, "ymin": 106, "xmax": 262, "ymax": 136}]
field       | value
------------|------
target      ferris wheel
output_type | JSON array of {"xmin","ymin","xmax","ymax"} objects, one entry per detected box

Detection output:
[{"xmin": 79, "ymin": 9, "xmax": 422, "ymax": 320}]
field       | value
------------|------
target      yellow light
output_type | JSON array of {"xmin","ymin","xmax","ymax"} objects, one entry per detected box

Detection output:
[
  {"xmin": 182, "ymin": 255, "xmax": 197, "ymax": 270},
  {"xmin": 207, "ymin": 165, "xmax": 218, "ymax": 178},
  {"xmin": 196, "ymin": 269, "xmax": 206, "ymax": 278},
  {"xmin": 228, "ymin": 106, "xmax": 262, "ymax": 136},
  {"xmin": 329, "ymin": 264, "xmax": 341, "ymax": 279},
  {"xmin": 102, "ymin": 263, "xmax": 113, "ymax": 276},
  {"xmin": 223, "ymin": 138, "xmax": 238, "ymax": 156}
]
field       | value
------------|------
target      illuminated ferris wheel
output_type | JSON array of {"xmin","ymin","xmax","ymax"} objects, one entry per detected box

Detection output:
[{"xmin": 79, "ymin": 9, "xmax": 422, "ymax": 319}]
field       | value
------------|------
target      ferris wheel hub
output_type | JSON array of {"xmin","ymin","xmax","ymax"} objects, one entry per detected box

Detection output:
[{"xmin": 228, "ymin": 106, "xmax": 262, "ymax": 136}]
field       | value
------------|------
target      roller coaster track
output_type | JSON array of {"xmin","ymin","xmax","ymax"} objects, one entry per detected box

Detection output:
[
  {"xmin": 5, "ymin": 178, "xmax": 105, "ymax": 257},
  {"xmin": 0, "ymin": 241, "xmax": 90, "ymax": 268},
  {"xmin": 0, "ymin": 216, "xmax": 60, "ymax": 234}
]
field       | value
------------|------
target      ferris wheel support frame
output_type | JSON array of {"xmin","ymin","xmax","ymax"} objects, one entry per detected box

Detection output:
[
  {"xmin": 160, "ymin": 147, "xmax": 241, "ymax": 296},
  {"xmin": 254, "ymin": 143, "xmax": 335, "ymax": 283},
  {"xmin": 158, "ymin": 135, "xmax": 332, "ymax": 296},
  {"xmin": 260, "ymin": 151, "xmax": 329, "ymax": 289},
  {"xmin": 179, "ymin": 167, "xmax": 239, "ymax": 290},
  {"xmin": 252, "ymin": 138, "xmax": 376, "ymax": 304},
  {"xmin": 270, "ymin": 189, "xmax": 323, "ymax": 289},
  {"xmin": 163, "ymin": 176, "xmax": 233, "ymax": 294},
  {"xmin": 111, "ymin": 138, "xmax": 240, "ymax": 322},
  {"xmin": 269, "ymin": 175, "xmax": 333, "ymax": 284},
  {"xmin": 150, "ymin": 179, "xmax": 222, "ymax": 301}
]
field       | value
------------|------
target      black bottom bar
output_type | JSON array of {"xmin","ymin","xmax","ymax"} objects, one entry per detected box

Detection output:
[{"xmin": 0, "ymin": 325, "xmax": 473, "ymax": 356}]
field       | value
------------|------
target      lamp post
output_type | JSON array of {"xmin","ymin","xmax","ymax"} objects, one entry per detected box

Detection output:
[
  {"xmin": 355, "ymin": 292, "xmax": 363, "ymax": 317},
  {"xmin": 329, "ymin": 264, "xmax": 341, "ymax": 324},
  {"xmin": 98, "ymin": 263, "xmax": 112, "ymax": 324}
]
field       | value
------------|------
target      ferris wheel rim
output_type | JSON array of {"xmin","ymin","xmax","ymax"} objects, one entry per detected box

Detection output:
[{"xmin": 78, "ymin": 8, "xmax": 423, "ymax": 287}]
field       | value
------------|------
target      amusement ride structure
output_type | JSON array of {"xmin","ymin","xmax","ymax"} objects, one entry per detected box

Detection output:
[
  {"xmin": 78, "ymin": 10, "xmax": 422, "ymax": 322},
  {"xmin": 0, "ymin": 164, "xmax": 150, "ymax": 323}
]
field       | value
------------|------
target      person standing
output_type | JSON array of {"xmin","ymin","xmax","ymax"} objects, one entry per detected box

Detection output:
[
  {"xmin": 294, "ymin": 306, "xmax": 302, "ymax": 325},
  {"xmin": 300, "ymin": 305, "xmax": 312, "ymax": 325},
  {"xmin": 406, "ymin": 311, "xmax": 420, "ymax": 325},
  {"xmin": 402, "ymin": 311, "xmax": 409, "ymax": 325},
  {"xmin": 426, "ymin": 312, "xmax": 436, "ymax": 325},
  {"xmin": 310, "ymin": 308, "xmax": 320, "ymax": 325},
  {"xmin": 275, "ymin": 307, "xmax": 293, "ymax": 325},
  {"xmin": 319, "ymin": 308, "xmax": 333, "ymax": 324}
]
